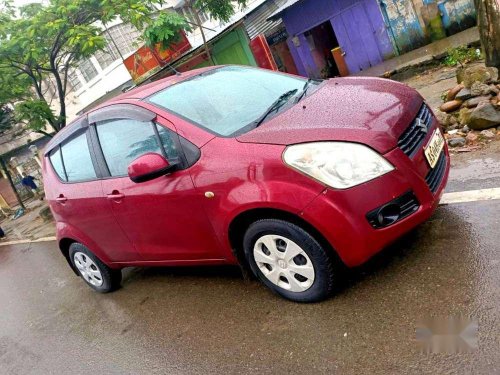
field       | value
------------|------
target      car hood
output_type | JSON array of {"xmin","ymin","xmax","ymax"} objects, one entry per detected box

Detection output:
[{"xmin": 236, "ymin": 77, "xmax": 423, "ymax": 154}]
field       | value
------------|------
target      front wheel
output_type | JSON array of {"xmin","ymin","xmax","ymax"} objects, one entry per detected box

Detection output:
[
  {"xmin": 69, "ymin": 243, "xmax": 121, "ymax": 293},
  {"xmin": 243, "ymin": 219, "xmax": 340, "ymax": 302}
]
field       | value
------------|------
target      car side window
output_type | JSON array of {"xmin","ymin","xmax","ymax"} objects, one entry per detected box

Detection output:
[
  {"xmin": 60, "ymin": 132, "xmax": 97, "ymax": 182},
  {"xmin": 49, "ymin": 146, "xmax": 66, "ymax": 181},
  {"xmin": 96, "ymin": 119, "xmax": 180, "ymax": 177},
  {"xmin": 155, "ymin": 123, "xmax": 181, "ymax": 162}
]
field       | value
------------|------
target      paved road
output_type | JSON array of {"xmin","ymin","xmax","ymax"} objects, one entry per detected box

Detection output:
[{"xmin": 1, "ymin": 149, "xmax": 499, "ymax": 374}]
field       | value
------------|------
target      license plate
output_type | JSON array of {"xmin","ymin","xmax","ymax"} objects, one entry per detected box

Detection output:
[{"xmin": 424, "ymin": 129, "xmax": 445, "ymax": 168}]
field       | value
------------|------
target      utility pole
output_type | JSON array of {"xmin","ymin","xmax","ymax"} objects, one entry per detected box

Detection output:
[
  {"xmin": 187, "ymin": 1, "xmax": 215, "ymax": 65},
  {"xmin": 0, "ymin": 156, "xmax": 25, "ymax": 210}
]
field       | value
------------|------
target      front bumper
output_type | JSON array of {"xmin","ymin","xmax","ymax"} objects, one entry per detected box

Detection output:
[{"xmin": 301, "ymin": 129, "xmax": 450, "ymax": 267}]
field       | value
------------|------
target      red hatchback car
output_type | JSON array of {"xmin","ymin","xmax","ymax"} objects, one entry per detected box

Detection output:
[{"xmin": 43, "ymin": 66, "xmax": 449, "ymax": 302}]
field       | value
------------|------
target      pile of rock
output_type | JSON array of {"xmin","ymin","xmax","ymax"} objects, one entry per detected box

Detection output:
[{"xmin": 437, "ymin": 65, "xmax": 500, "ymax": 150}]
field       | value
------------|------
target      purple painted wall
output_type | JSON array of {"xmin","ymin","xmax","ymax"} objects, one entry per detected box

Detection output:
[{"xmin": 281, "ymin": 0, "xmax": 394, "ymax": 76}]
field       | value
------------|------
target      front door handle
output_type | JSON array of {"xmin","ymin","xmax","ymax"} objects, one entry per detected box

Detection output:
[
  {"xmin": 56, "ymin": 195, "xmax": 67, "ymax": 203},
  {"xmin": 107, "ymin": 191, "xmax": 125, "ymax": 201}
]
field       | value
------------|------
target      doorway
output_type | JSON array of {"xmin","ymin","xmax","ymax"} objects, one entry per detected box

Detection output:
[{"xmin": 303, "ymin": 21, "xmax": 340, "ymax": 78}]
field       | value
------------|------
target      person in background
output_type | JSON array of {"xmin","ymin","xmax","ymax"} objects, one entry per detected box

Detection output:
[{"xmin": 21, "ymin": 172, "xmax": 42, "ymax": 200}]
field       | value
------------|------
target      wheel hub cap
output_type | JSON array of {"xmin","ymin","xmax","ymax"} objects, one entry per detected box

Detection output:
[
  {"xmin": 253, "ymin": 235, "xmax": 315, "ymax": 292},
  {"xmin": 73, "ymin": 252, "xmax": 103, "ymax": 287},
  {"xmin": 277, "ymin": 259, "xmax": 287, "ymax": 269}
]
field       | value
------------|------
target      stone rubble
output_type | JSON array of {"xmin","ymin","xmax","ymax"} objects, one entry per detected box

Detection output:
[{"xmin": 437, "ymin": 64, "xmax": 500, "ymax": 151}]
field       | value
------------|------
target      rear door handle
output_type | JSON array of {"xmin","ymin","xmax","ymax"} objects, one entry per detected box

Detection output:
[{"xmin": 56, "ymin": 195, "xmax": 67, "ymax": 203}]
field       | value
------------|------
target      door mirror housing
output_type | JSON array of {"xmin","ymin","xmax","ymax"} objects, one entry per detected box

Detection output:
[{"xmin": 128, "ymin": 153, "xmax": 175, "ymax": 183}]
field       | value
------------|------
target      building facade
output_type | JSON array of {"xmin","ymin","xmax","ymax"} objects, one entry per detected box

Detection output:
[
  {"xmin": 58, "ymin": 0, "xmax": 478, "ymax": 122},
  {"xmin": 380, "ymin": 0, "xmax": 476, "ymax": 54},
  {"xmin": 270, "ymin": 0, "xmax": 394, "ymax": 78},
  {"xmin": 270, "ymin": 0, "xmax": 477, "ymax": 78}
]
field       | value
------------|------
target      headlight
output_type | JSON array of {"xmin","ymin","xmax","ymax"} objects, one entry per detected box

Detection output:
[{"xmin": 283, "ymin": 142, "xmax": 394, "ymax": 189}]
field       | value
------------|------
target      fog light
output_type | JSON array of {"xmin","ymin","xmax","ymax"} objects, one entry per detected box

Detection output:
[
  {"xmin": 376, "ymin": 204, "xmax": 401, "ymax": 227},
  {"xmin": 366, "ymin": 191, "xmax": 420, "ymax": 229}
]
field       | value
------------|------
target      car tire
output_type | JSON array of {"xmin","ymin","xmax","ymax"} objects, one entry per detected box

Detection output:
[
  {"xmin": 69, "ymin": 243, "xmax": 121, "ymax": 293},
  {"xmin": 243, "ymin": 219, "xmax": 340, "ymax": 303}
]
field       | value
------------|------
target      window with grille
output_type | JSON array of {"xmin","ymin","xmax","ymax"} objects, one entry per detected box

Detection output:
[
  {"xmin": 94, "ymin": 46, "xmax": 119, "ymax": 70},
  {"xmin": 79, "ymin": 59, "xmax": 99, "ymax": 82},
  {"xmin": 198, "ymin": 10, "xmax": 209, "ymax": 24},
  {"xmin": 68, "ymin": 72, "xmax": 82, "ymax": 92},
  {"xmin": 177, "ymin": 7, "xmax": 208, "ymax": 25},
  {"xmin": 105, "ymin": 23, "xmax": 141, "ymax": 56}
]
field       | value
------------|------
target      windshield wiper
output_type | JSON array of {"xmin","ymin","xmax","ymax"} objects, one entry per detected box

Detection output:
[
  {"xmin": 295, "ymin": 79, "xmax": 316, "ymax": 103},
  {"xmin": 253, "ymin": 89, "xmax": 298, "ymax": 127}
]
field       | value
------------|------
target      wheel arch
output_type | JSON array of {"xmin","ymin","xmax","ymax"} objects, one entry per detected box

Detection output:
[
  {"xmin": 59, "ymin": 237, "xmax": 79, "ymax": 275},
  {"xmin": 228, "ymin": 207, "xmax": 342, "ymax": 269}
]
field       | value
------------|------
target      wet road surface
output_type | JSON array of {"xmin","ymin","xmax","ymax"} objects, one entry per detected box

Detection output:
[{"xmin": 1, "ymin": 150, "xmax": 500, "ymax": 374}]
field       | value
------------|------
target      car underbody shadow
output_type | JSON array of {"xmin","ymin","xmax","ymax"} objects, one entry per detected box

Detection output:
[{"xmin": 121, "ymin": 264, "xmax": 246, "ymax": 286}]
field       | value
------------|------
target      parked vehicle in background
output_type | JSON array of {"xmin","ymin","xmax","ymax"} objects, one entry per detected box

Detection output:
[{"xmin": 42, "ymin": 66, "xmax": 449, "ymax": 302}]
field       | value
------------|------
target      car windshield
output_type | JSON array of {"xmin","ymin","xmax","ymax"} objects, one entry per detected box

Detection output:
[{"xmin": 148, "ymin": 66, "xmax": 311, "ymax": 137}]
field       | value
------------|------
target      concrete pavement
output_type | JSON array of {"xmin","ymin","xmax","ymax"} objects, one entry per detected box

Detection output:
[
  {"xmin": 356, "ymin": 27, "xmax": 480, "ymax": 78},
  {"xmin": 1, "ymin": 146, "xmax": 500, "ymax": 374}
]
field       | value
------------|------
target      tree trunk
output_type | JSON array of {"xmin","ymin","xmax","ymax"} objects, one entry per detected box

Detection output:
[
  {"xmin": 27, "ymin": 73, "xmax": 59, "ymax": 133},
  {"xmin": 51, "ymin": 67, "xmax": 66, "ymax": 131},
  {"xmin": 36, "ymin": 130, "xmax": 54, "ymax": 138},
  {"xmin": 0, "ymin": 157, "xmax": 25, "ymax": 210},
  {"xmin": 474, "ymin": 0, "xmax": 500, "ymax": 69},
  {"xmin": 190, "ymin": 4, "xmax": 215, "ymax": 65}
]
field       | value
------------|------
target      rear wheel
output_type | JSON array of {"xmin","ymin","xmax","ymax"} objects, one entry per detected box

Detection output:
[
  {"xmin": 69, "ymin": 243, "xmax": 121, "ymax": 293},
  {"xmin": 243, "ymin": 219, "xmax": 339, "ymax": 302}
]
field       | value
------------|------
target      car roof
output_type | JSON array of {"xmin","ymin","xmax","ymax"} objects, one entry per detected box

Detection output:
[{"xmin": 97, "ymin": 66, "xmax": 216, "ymax": 105}]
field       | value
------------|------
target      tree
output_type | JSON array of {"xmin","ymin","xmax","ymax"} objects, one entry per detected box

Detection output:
[
  {"xmin": 474, "ymin": 0, "xmax": 500, "ymax": 69},
  {"xmin": 0, "ymin": 0, "xmax": 158, "ymax": 133},
  {"xmin": 0, "ymin": 107, "xmax": 26, "ymax": 210},
  {"xmin": 143, "ymin": 0, "xmax": 247, "ymax": 65},
  {"xmin": 0, "ymin": 0, "xmax": 247, "ymax": 134}
]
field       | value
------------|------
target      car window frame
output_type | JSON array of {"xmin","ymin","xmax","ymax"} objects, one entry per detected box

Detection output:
[
  {"xmin": 48, "ymin": 127, "xmax": 101, "ymax": 184},
  {"xmin": 48, "ymin": 145, "xmax": 67, "ymax": 182},
  {"xmin": 91, "ymin": 119, "xmax": 185, "ymax": 179},
  {"xmin": 85, "ymin": 104, "xmax": 191, "ymax": 180},
  {"xmin": 45, "ymin": 104, "xmax": 198, "ymax": 183}
]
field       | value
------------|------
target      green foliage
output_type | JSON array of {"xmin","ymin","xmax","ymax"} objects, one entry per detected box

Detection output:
[
  {"xmin": 0, "ymin": 105, "xmax": 15, "ymax": 133},
  {"xmin": 143, "ymin": 0, "xmax": 248, "ymax": 51},
  {"xmin": 0, "ymin": 0, "xmax": 249, "ymax": 134},
  {"xmin": 0, "ymin": 67, "xmax": 32, "ymax": 105},
  {"xmin": 194, "ymin": 0, "xmax": 247, "ymax": 23},
  {"xmin": 144, "ymin": 11, "xmax": 189, "ymax": 48},
  {"xmin": 0, "ymin": 0, "xmax": 161, "ymax": 133},
  {"xmin": 444, "ymin": 46, "xmax": 482, "ymax": 67},
  {"xmin": 14, "ymin": 100, "xmax": 57, "ymax": 132}
]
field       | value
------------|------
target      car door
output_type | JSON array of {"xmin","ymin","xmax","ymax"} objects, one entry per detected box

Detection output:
[
  {"xmin": 89, "ymin": 105, "xmax": 224, "ymax": 262},
  {"xmin": 47, "ymin": 125, "xmax": 139, "ymax": 262}
]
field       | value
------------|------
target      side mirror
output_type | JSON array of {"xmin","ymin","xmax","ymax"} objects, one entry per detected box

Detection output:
[{"xmin": 128, "ymin": 152, "xmax": 175, "ymax": 183}]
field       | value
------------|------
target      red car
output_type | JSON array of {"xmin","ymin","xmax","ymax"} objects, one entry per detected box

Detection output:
[{"xmin": 43, "ymin": 66, "xmax": 449, "ymax": 302}]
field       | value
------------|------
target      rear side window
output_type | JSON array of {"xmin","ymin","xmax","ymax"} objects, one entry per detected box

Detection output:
[
  {"xmin": 49, "ymin": 147, "xmax": 66, "ymax": 181},
  {"xmin": 60, "ymin": 132, "xmax": 97, "ymax": 182},
  {"xmin": 96, "ymin": 119, "xmax": 180, "ymax": 177}
]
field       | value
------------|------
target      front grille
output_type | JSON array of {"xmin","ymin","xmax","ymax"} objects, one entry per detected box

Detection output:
[
  {"xmin": 425, "ymin": 152, "xmax": 446, "ymax": 193},
  {"xmin": 398, "ymin": 104, "xmax": 433, "ymax": 157},
  {"xmin": 366, "ymin": 191, "xmax": 420, "ymax": 229}
]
